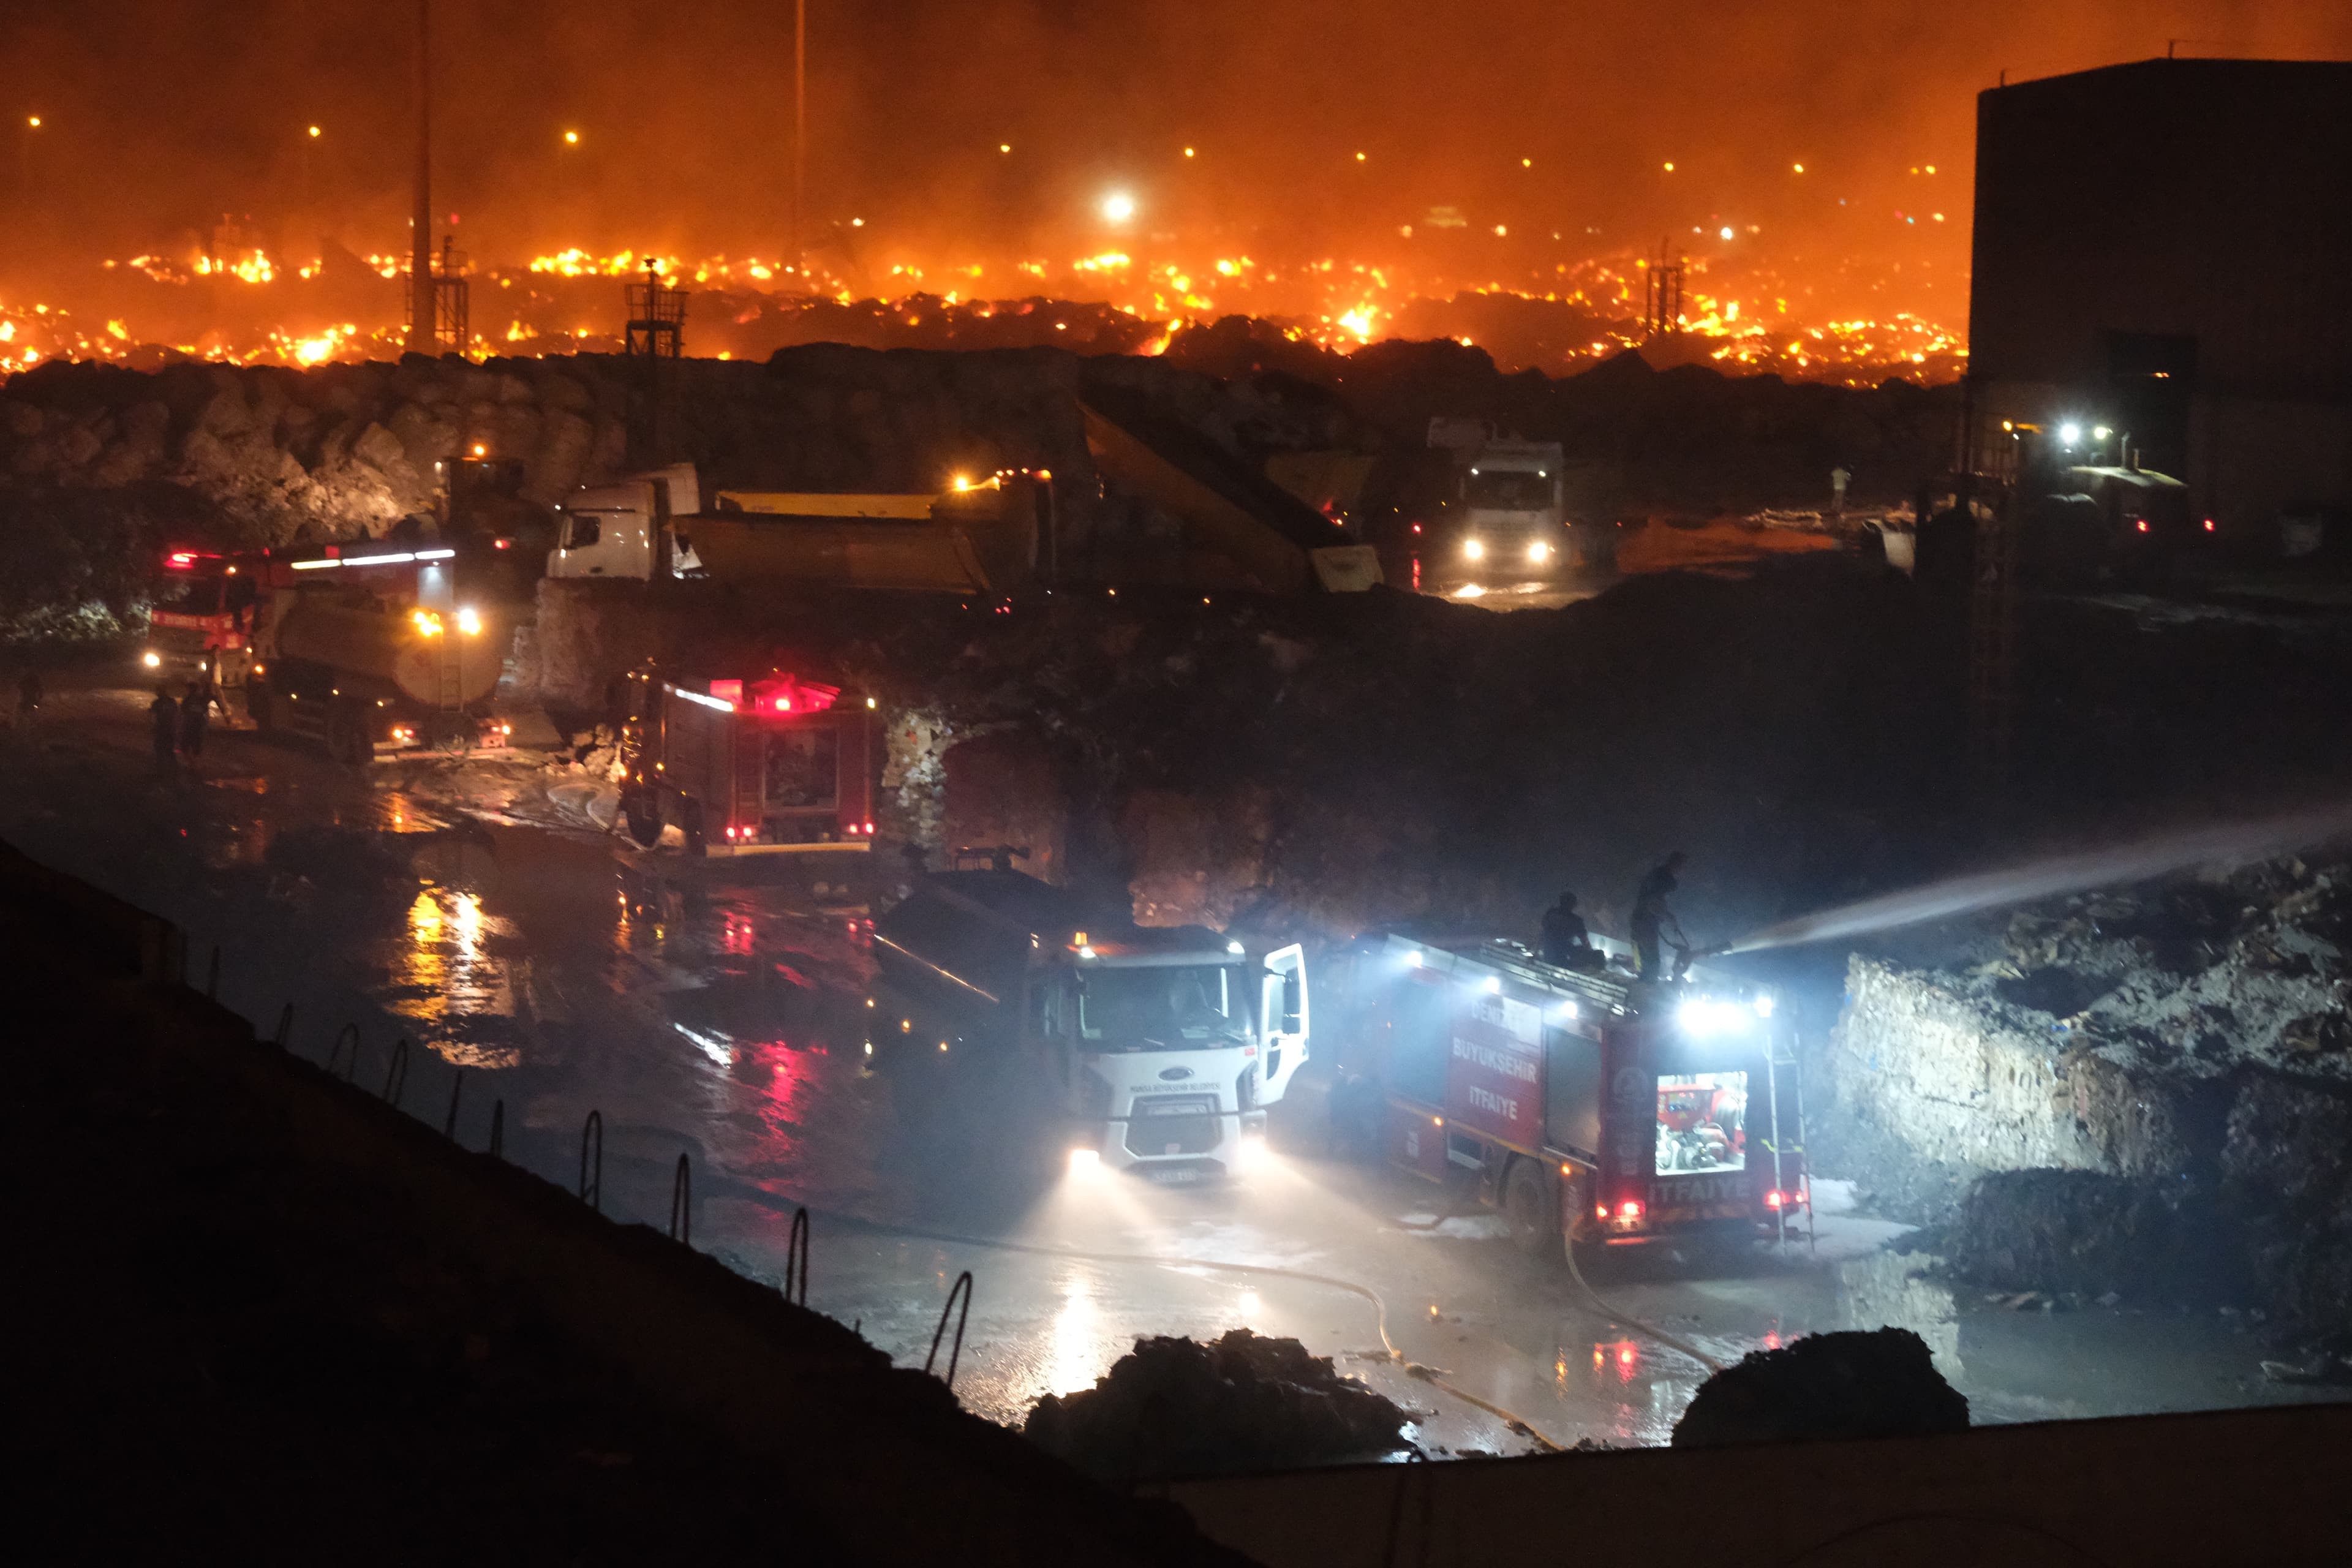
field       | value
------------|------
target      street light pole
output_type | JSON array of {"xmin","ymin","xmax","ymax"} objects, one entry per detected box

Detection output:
[
  {"xmin": 408, "ymin": 0, "xmax": 435, "ymax": 354},
  {"xmin": 791, "ymin": 0, "xmax": 805, "ymax": 280}
]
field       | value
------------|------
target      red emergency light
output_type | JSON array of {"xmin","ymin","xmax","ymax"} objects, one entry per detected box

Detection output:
[
  {"xmin": 748, "ymin": 674, "xmax": 840, "ymax": 716},
  {"xmin": 2135, "ymin": 519, "xmax": 2150, "ymax": 533},
  {"xmin": 1618, "ymin": 1199, "xmax": 1643, "ymax": 1221},
  {"xmin": 1765, "ymin": 1189, "xmax": 1785, "ymax": 1210},
  {"xmin": 2203, "ymin": 518, "xmax": 2217, "ymax": 532},
  {"xmin": 164, "ymin": 549, "xmax": 211, "ymax": 570}
]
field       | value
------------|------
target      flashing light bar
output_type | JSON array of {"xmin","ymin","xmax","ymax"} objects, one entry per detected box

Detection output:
[
  {"xmin": 665, "ymin": 682, "xmax": 737, "ymax": 714},
  {"xmin": 287, "ymin": 547, "xmax": 456, "ymax": 572}
]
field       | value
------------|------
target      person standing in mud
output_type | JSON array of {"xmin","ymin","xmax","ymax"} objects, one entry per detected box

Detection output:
[
  {"xmin": 1630, "ymin": 851, "xmax": 1688, "ymax": 978},
  {"xmin": 179, "ymin": 677, "xmax": 213, "ymax": 764},
  {"xmin": 149, "ymin": 684, "xmax": 182, "ymax": 783}
]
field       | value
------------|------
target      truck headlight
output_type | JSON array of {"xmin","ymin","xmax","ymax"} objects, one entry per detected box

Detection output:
[
  {"xmin": 141, "ymin": 650, "xmax": 162, "ymax": 669},
  {"xmin": 1067, "ymin": 1147, "xmax": 1104, "ymax": 1178},
  {"xmin": 1526, "ymin": 541, "xmax": 1551, "ymax": 564},
  {"xmin": 1463, "ymin": 538, "xmax": 1485, "ymax": 561}
]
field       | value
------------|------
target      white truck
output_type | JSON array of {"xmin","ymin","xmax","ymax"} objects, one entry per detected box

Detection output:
[
  {"xmin": 545, "ymin": 464, "xmax": 1042, "ymax": 594},
  {"xmin": 1427, "ymin": 418, "xmax": 1570, "ymax": 579},
  {"xmin": 868, "ymin": 857, "xmax": 1308, "ymax": 1185}
]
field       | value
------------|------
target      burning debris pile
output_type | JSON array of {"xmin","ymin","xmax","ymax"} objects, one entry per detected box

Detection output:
[
  {"xmin": 1024, "ymin": 1329, "xmax": 1413, "ymax": 1478},
  {"xmin": 1823, "ymin": 857, "xmax": 2352, "ymax": 1329},
  {"xmin": 1671, "ymin": 1328, "xmax": 1969, "ymax": 1448}
]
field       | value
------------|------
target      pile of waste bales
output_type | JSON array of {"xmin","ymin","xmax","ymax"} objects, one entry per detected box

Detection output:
[{"xmin": 1025, "ymin": 1329, "xmax": 1413, "ymax": 1479}]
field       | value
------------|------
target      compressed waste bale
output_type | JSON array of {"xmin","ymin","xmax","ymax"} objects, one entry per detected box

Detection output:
[
  {"xmin": 1025, "ymin": 1328, "xmax": 1411, "ymax": 1479},
  {"xmin": 1670, "ymin": 1327, "xmax": 1968, "ymax": 1447}
]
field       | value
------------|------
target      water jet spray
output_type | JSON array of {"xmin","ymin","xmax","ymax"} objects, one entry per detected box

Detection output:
[{"xmin": 1723, "ymin": 802, "xmax": 2352, "ymax": 955}]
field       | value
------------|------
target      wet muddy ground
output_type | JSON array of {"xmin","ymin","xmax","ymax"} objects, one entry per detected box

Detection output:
[{"xmin": 2, "ymin": 668, "xmax": 2332, "ymax": 1460}]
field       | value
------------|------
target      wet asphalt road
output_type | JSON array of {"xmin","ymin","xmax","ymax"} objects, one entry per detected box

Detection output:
[{"xmin": 2, "ymin": 671, "xmax": 2326, "ymax": 1458}]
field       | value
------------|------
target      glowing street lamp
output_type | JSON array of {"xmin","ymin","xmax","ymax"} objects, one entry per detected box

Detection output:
[
  {"xmin": 1100, "ymin": 190, "xmax": 1135, "ymax": 223},
  {"xmin": 563, "ymin": 129, "xmax": 579, "ymax": 146}
]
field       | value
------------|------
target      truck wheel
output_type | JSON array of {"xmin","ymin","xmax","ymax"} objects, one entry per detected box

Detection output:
[
  {"xmin": 622, "ymin": 792, "xmax": 663, "ymax": 848},
  {"xmin": 681, "ymin": 799, "xmax": 707, "ymax": 857},
  {"xmin": 1503, "ymin": 1156, "xmax": 1560, "ymax": 1257}
]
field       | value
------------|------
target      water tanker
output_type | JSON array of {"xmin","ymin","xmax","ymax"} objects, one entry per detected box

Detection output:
[{"xmin": 271, "ymin": 594, "xmax": 503, "ymax": 710}]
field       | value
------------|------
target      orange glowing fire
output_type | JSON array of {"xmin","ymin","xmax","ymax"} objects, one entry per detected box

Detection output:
[{"xmin": 0, "ymin": 228, "xmax": 1967, "ymax": 387}]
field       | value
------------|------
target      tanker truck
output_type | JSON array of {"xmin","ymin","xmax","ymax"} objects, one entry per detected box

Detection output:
[{"xmin": 186, "ymin": 543, "xmax": 511, "ymax": 763}]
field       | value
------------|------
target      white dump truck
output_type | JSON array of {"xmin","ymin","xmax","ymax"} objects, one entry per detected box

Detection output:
[
  {"xmin": 545, "ymin": 464, "xmax": 1044, "ymax": 594},
  {"xmin": 868, "ymin": 856, "xmax": 1309, "ymax": 1185}
]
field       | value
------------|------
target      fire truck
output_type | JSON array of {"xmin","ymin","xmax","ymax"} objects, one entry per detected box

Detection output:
[
  {"xmin": 1308, "ymin": 930, "xmax": 1806, "ymax": 1256},
  {"xmin": 615, "ymin": 665, "xmax": 879, "ymax": 854},
  {"xmin": 867, "ymin": 854, "xmax": 1310, "ymax": 1183},
  {"xmin": 141, "ymin": 544, "xmax": 510, "ymax": 761}
]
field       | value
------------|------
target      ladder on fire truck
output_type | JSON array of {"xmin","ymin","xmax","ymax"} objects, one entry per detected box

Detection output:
[{"xmin": 1762, "ymin": 1021, "xmax": 1815, "ymax": 1253}]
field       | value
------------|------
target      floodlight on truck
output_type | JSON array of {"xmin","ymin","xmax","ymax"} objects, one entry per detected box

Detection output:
[
  {"xmin": 455, "ymin": 606, "xmax": 482, "ymax": 636},
  {"xmin": 1068, "ymin": 1147, "xmax": 1104, "ymax": 1178},
  {"xmin": 1463, "ymin": 538, "xmax": 1485, "ymax": 561},
  {"xmin": 1526, "ymin": 541, "xmax": 1551, "ymax": 564},
  {"xmin": 142, "ymin": 650, "xmax": 162, "ymax": 668}
]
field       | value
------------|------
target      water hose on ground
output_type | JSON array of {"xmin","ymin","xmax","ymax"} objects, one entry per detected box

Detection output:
[{"xmin": 1387, "ymin": 1208, "xmax": 1728, "ymax": 1375}]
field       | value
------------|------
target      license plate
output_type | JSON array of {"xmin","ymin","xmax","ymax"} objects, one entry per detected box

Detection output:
[{"xmin": 1147, "ymin": 1166, "xmax": 1202, "ymax": 1184}]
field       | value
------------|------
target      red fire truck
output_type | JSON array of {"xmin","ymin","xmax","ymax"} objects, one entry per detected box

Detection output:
[
  {"xmin": 1311, "ymin": 930, "xmax": 1806, "ymax": 1257},
  {"xmin": 615, "ymin": 665, "xmax": 879, "ymax": 854}
]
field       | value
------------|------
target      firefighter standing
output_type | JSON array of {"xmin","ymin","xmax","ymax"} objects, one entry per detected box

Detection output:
[
  {"xmin": 179, "ymin": 677, "xmax": 213, "ymax": 761},
  {"xmin": 1630, "ymin": 851, "xmax": 1688, "ymax": 978},
  {"xmin": 149, "ymin": 685, "xmax": 182, "ymax": 783}
]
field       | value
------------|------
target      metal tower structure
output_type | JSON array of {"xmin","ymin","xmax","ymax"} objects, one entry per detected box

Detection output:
[{"xmin": 1644, "ymin": 240, "xmax": 1685, "ymax": 341}]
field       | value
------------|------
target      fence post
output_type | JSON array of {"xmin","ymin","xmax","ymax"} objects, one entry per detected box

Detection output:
[
  {"xmin": 669, "ymin": 1153, "xmax": 692, "ymax": 1244},
  {"xmin": 579, "ymin": 1110, "xmax": 603, "ymax": 1210}
]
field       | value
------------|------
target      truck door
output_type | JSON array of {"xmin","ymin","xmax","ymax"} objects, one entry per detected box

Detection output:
[{"xmin": 1258, "ymin": 944, "xmax": 1310, "ymax": 1104}]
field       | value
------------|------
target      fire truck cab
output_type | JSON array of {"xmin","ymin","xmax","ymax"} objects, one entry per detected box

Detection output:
[{"xmin": 1311, "ymin": 930, "xmax": 1804, "ymax": 1256}]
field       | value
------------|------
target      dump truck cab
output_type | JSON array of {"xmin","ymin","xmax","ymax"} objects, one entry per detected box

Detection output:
[
  {"xmin": 547, "ymin": 463, "xmax": 701, "ymax": 580},
  {"xmin": 1310, "ymin": 930, "xmax": 1802, "ymax": 1256},
  {"xmin": 869, "ymin": 864, "xmax": 1309, "ymax": 1185},
  {"xmin": 1425, "ymin": 420, "xmax": 1570, "ymax": 583}
]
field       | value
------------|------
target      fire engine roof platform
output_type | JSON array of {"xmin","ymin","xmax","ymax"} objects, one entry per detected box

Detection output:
[{"xmin": 1365, "ymin": 929, "xmax": 1773, "ymax": 1023}]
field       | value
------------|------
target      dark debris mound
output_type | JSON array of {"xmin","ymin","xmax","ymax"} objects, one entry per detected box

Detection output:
[
  {"xmin": 1670, "ymin": 1328, "xmax": 1968, "ymax": 1449},
  {"xmin": 1025, "ymin": 1329, "xmax": 1412, "ymax": 1479},
  {"xmin": 1935, "ymin": 1169, "xmax": 2246, "ymax": 1305}
]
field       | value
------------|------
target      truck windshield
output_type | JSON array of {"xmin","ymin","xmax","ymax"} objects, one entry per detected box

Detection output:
[
  {"xmin": 151, "ymin": 573, "xmax": 227, "ymax": 617},
  {"xmin": 1079, "ymin": 965, "xmax": 1246, "ymax": 1051},
  {"xmin": 1464, "ymin": 470, "xmax": 1552, "ymax": 511},
  {"xmin": 1656, "ymin": 1071, "xmax": 1748, "ymax": 1175}
]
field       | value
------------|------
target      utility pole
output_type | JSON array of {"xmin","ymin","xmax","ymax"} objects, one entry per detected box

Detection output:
[
  {"xmin": 791, "ymin": 0, "xmax": 807, "ymax": 280},
  {"xmin": 407, "ymin": 0, "xmax": 435, "ymax": 355}
]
